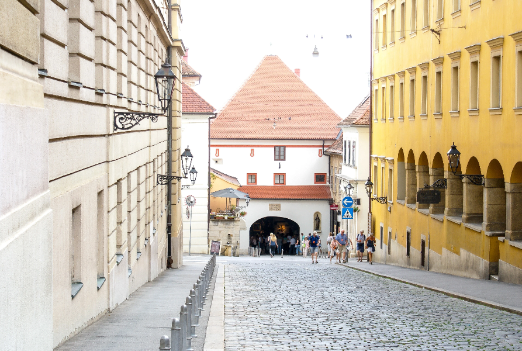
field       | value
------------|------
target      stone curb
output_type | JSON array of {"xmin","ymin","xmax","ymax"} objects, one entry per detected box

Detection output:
[
  {"xmin": 203, "ymin": 263, "xmax": 225, "ymax": 351},
  {"xmin": 338, "ymin": 263, "xmax": 522, "ymax": 317}
]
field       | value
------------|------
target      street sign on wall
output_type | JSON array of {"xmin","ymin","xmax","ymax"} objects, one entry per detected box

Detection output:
[
  {"xmin": 342, "ymin": 207, "xmax": 354, "ymax": 219},
  {"xmin": 417, "ymin": 189, "xmax": 441, "ymax": 204},
  {"xmin": 330, "ymin": 204, "xmax": 339, "ymax": 210}
]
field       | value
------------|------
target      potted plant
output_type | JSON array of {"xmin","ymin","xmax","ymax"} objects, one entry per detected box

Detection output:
[
  {"xmin": 353, "ymin": 206, "xmax": 360, "ymax": 213},
  {"xmin": 239, "ymin": 211, "xmax": 247, "ymax": 217}
]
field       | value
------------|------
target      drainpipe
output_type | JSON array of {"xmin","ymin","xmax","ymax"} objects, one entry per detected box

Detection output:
[
  {"xmin": 166, "ymin": 0, "xmax": 173, "ymax": 268},
  {"xmin": 208, "ymin": 113, "xmax": 217, "ymax": 253},
  {"xmin": 368, "ymin": 0, "xmax": 374, "ymax": 225}
]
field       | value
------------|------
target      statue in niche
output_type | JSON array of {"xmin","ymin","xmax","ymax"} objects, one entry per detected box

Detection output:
[{"xmin": 314, "ymin": 213, "xmax": 321, "ymax": 231}]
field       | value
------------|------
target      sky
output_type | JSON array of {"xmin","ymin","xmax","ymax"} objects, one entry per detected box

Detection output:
[{"xmin": 181, "ymin": 0, "xmax": 371, "ymax": 118}]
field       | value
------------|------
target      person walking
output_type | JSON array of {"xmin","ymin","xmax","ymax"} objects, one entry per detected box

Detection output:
[
  {"xmin": 365, "ymin": 232, "xmax": 376, "ymax": 264},
  {"xmin": 290, "ymin": 236, "xmax": 296, "ymax": 255},
  {"xmin": 295, "ymin": 237, "xmax": 300, "ymax": 255},
  {"xmin": 356, "ymin": 230, "xmax": 366, "ymax": 262},
  {"xmin": 303, "ymin": 235, "xmax": 310, "ymax": 258},
  {"xmin": 329, "ymin": 236, "xmax": 339, "ymax": 263},
  {"xmin": 326, "ymin": 233, "xmax": 334, "ymax": 261},
  {"xmin": 309, "ymin": 231, "xmax": 320, "ymax": 264},
  {"xmin": 335, "ymin": 229, "xmax": 350, "ymax": 264},
  {"xmin": 268, "ymin": 233, "xmax": 278, "ymax": 258}
]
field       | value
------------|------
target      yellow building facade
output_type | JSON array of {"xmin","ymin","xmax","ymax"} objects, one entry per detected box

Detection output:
[{"xmin": 371, "ymin": 0, "xmax": 522, "ymax": 284}]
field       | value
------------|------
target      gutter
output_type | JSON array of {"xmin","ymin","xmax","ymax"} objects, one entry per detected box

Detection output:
[{"xmin": 208, "ymin": 113, "xmax": 217, "ymax": 253}]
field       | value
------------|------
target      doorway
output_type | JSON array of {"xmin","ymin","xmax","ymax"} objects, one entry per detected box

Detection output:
[{"xmin": 249, "ymin": 216, "xmax": 300, "ymax": 255}]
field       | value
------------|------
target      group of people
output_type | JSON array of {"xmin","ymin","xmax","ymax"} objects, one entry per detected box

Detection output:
[{"xmin": 251, "ymin": 229, "xmax": 377, "ymax": 264}]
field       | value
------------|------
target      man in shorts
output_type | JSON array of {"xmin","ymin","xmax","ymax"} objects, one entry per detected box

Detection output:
[
  {"xmin": 309, "ymin": 231, "xmax": 320, "ymax": 264},
  {"xmin": 335, "ymin": 229, "xmax": 352, "ymax": 263},
  {"xmin": 356, "ymin": 230, "xmax": 366, "ymax": 262}
]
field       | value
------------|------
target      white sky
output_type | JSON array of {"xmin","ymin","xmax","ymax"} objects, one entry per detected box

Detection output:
[{"xmin": 181, "ymin": 0, "xmax": 371, "ymax": 118}]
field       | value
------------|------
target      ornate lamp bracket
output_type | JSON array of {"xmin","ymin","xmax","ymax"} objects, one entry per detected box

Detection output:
[
  {"xmin": 371, "ymin": 196, "xmax": 388, "ymax": 204},
  {"xmin": 460, "ymin": 174, "xmax": 485, "ymax": 186},
  {"xmin": 424, "ymin": 178, "xmax": 448, "ymax": 189},
  {"xmin": 114, "ymin": 112, "xmax": 162, "ymax": 131},
  {"xmin": 157, "ymin": 174, "xmax": 183, "ymax": 185}
]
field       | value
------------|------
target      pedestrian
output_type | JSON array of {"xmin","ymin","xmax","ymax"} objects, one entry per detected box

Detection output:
[
  {"xmin": 268, "ymin": 233, "xmax": 278, "ymax": 258},
  {"xmin": 295, "ymin": 237, "xmax": 300, "ymax": 255},
  {"xmin": 303, "ymin": 235, "xmax": 310, "ymax": 258},
  {"xmin": 365, "ymin": 232, "xmax": 376, "ymax": 264},
  {"xmin": 335, "ymin": 229, "xmax": 352, "ymax": 263},
  {"xmin": 327, "ymin": 233, "xmax": 334, "ymax": 260},
  {"xmin": 356, "ymin": 230, "xmax": 366, "ymax": 262},
  {"xmin": 330, "ymin": 236, "xmax": 339, "ymax": 263},
  {"xmin": 309, "ymin": 231, "xmax": 320, "ymax": 264},
  {"xmin": 290, "ymin": 236, "xmax": 296, "ymax": 255}
]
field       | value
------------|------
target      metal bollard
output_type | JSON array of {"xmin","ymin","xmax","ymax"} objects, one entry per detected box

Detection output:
[
  {"xmin": 160, "ymin": 335, "xmax": 171, "ymax": 350},
  {"xmin": 191, "ymin": 287, "xmax": 199, "ymax": 325},
  {"xmin": 171, "ymin": 318, "xmax": 181, "ymax": 351},
  {"xmin": 196, "ymin": 278, "xmax": 203, "ymax": 311},
  {"xmin": 180, "ymin": 305, "xmax": 189, "ymax": 351},
  {"xmin": 186, "ymin": 296, "xmax": 196, "ymax": 338}
]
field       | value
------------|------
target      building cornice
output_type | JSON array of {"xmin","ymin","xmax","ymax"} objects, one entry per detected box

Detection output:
[
  {"xmin": 396, "ymin": 70, "xmax": 405, "ymax": 78},
  {"xmin": 510, "ymin": 31, "xmax": 522, "ymax": 43},
  {"xmin": 418, "ymin": 62, "xmax": 429, "ymax": 72},
  {"xmin": 432, "ymin": 56, "xmax": 444, "ymax": 66},
  {"xmin": 486, "ymin": 36, "xmax": 504, "ymax": 49},
  {"xmin": 465, "ymin": 44, "xmax": 481, "ymax": 55},
  {"xmin": 448, "ymin": 50, "xmax": 461, "ymax": 61}
]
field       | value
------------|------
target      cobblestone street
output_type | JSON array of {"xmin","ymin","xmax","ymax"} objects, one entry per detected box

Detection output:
[{"xmin": 223, "ymin": 257, "xmax": 522, "ymax": 351}]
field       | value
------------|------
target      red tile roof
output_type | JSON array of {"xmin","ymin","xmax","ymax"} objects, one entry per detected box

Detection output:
[
  {"xmin": 237, "ymin": 185, "xmax": 332, "ymax": 200},
  {"xmin": 182, "ymin": 82, "xmax": 215, "ymax": 114},
  {"xmin": 210, "ymin": 55, "xmax": 341, "ymax": 140},
  {"xmin": 210, "ymin": 168, "xmax": 241, "ymax": 186},
  {"xmin": 338, "ymin": 95, "xmax": 370, "ymax": 126},
  {"xmin": 181, "ymin": 60, "xmax": 201, "ymax": 77},
  {"xmin": 325, "ymin": 131, "xmax": 343, "ymax": 155}
]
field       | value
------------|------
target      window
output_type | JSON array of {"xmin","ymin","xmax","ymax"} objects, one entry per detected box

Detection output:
[
  {"xmin": 390, "ymin": 9, "xmax": 395, "ymax": 43},
  {"xmin": 71, "ymin": 205, "xmax": 82, "ymax": 283},
  {"xmin": 381, "ymin": 166, "xmax": 385, "ymax": 197},
  {"xmin": 420, "ymin": 74, "xmax": 427, "ymax": 115},
  {"xmin": 400, "ymin": 2, "xmax": 405, "ymax": 38},
  {"xmin": 382, "ymin": 14, "xmax": 387, "ymax": 46},
  {"xmin": 517, "ymin": 50, "xmax": 522, "ymax": 107},
  {"xmin": 343, "ymin": 141, "xmax": 347, "ymax": 163},
  {"xmin": 97, "ymin": 191, "xmax": 104, "ymax": 279},
  {"xmin": 388, "ymin": 167, "xmax": 394, "ymax": 202},
  {"xmin": 274, "ymin": 146, "xmax": 286, "ymax": 161},
  {"xmin": 352, "ymin": 141, "xmax": 356, "ymax": 166},
  {"xmin": 373, "ymin": 164, "xmax": 378, "ymax": 196},
  {"xmin": 435, "ymin": 71, "xmax": 442, "ymax": 113},
  {"xmin": 436, "ymin": 0, "xmax": 443, "ymax": 20},
  {"xmin": 423, "ymin": 0, "xmax": 429, "ymax": 28},
  {"xmin": 451, "ymin": 66, "xmax": 459, "ymax": 111},
  {"xmin": 375, "ymin": 18, "xmax": 379, "ymax": 50},
  {"xmin": 491, "ymin": 55, "xmax": 502, "ymax": 109},
  {"xmin": 399, "ymin": 81, "xmax": 405, "ymax": 117},
  {"xmin": 452, "ymin": 0, "xmax": 460, "ymax": 13},
  {"xmin": 470, "ymin": 60, "xmax": 479, "ymax": 110},
  {"xmin": 274, "ymin": 173, "xmax": 286, "ymax": 185},
  {"xmin": 411, "ymin": 0, "xmax": 417, "ymax": 33},
  {"xmin": 247, "ymin": 173, "xmax": 257, "ymax": 185},
  {"xmin": 381, "ymin": 86, "xmax": 387, "ymax": 120},
  {"xmin": 390, "ymin": 85, "xmax": 395, "ymax": 119},
  {"xmin": 374, "ymin": 88, "xmax": 379, "ymax": 120},
  {"xmin": 315, "ymin": 173, "xmax": 327, "ymax": 184},
  {"xmin": 347, "ymin": 140, "xmax": 352, "ymax": 165},
  {"xmin": 409, "ymin": 77, "xmax": 415, "ymax": 117}
]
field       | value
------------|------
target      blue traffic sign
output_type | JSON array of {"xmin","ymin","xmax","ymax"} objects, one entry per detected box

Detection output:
[
  {"xmin": 342, "ymin": 207, "xmax": 354, "ymax": 219},
  {"xmin": 342, "ymin": 196, "xmax": 354, "ymax": 208}
]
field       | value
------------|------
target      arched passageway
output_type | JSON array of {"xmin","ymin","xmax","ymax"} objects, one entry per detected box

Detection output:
[{"xmin": 249, "ymin": 216, "xmax": 300, "ymax": 255}]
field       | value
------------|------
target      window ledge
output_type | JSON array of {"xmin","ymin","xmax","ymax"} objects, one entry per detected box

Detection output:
[
  {"xmin": 418, "ymin": 208, "xmax": 430, "ymax": 216},
  {"xmin": 408, "ymin": 115, "xmax": 415, "ymax": 121},
  {"xmin": 420, "ymin": 113, "xmax": 428, "ymax": 120},
  {"xmin": 435, "ymin": 18, "xmax": 444, "ymax": 26},
  {"xmin": 509, "ymin": 240, "xmax": 522, "ymax": 250},
  {"xmin": 97, "ymin": 277, "xmax": 106, "ymax": 290},
  {"xmin": 398, "ymin": 116, "xmax": 404, "ymax": 122},
  {"xmin": 373, "ymin": 119, "xmax": 379, "ymax": 123},
  {"xmin": 430, "ymin": 213, "xmax": 445, "ymax": 222},
  {"xmin": 128, "ymin": 267, "xmax": 132, "ymax": 277},
  {"xmin": 406, "ymin": 203, "xmax": 416, "ymax": 210},
  {"xmin": 451, "ymin": 10, "xmax": 462, "ymax": 19},
  {"xmin": 450, "ymin": 110, "xmax": 460, "ymax": 117},
  {"xmin": 388, "ymin": 117, "xmax": 395, "ymax": 123},
  {"xmin": 514, "ymin": 107, "xmax": 522, "ymax": 115},
  {"xmin": 485, "ymin": 231, "xmax": 505, "ymax": 237},
  {"xmin": 489, "ymin": 107, "xmax": 503, "ymax": 116},
  {"xmin": 382, "ymin": 45, "xmax": 387, "ymax": 50},
  {"xmin": 374, "ymin": 49, "xmax": 380, "ymax": 54},
  {"xmin": 468, "ymin": 108, "xmax": 479, "ymax": 116},
  {"xmin": 396, "ymin": 199, "xmax": 405, "ymax": 205},
  {"xmin": 116, "ymin": 254, "xmax": 124, "ymax": 265},
  {"xmin": 433, "ymin": 112, "xmax": 443, "ymax": 119},
  {"xmin": 470, "ymin": 0, "xmax": 481, "ymax": 11},
  {"xmin": 388, "ymin": 200, "xmax": 393, "ymax": 204},
  {"xmin": 422, "ymin": 26, "xmax": 430, "ymax": 33},
  {"xmin": 410, "ymin": 31, "xmax": 417, "ymax": 39},
  {"xmin": 399, "ymin": 37, "xmax": 406, "ymax": 43},
  {"xmin": 389, "ymin": 42, "xmax": 395, "ymax": 48},
  {"xmin": 381, "ymin": 118, "xmax": 386, "ymax": 122},
  {"xmin": 137, "ymin": 251, "xmax": 142, "ymax": 260},
  {"xmin": 463, "ymin": 222, "xmax": 483, "ymax": 233},
  {"xmin": 446, "ymin": 216, "xmax": 463, "ymax": 225},
  {"xmin": 71, "ymin": 282, "xmax": 83, "ymax": 299}
]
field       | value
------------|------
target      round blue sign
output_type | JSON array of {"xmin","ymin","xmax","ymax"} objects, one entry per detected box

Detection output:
[{"xmin": 342, "ymin": 196, "xmax": 354, "ymax": 208}]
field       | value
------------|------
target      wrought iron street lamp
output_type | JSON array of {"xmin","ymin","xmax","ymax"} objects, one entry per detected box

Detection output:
[
  {"xmin": 245, "ymin": 195, "xmax": 251, "ymax": 207},
  {"xmin": 446, "ymin": 142, "xmax": 484, "ymax": 185},
  {"xmin": 365, "ymin": 177, "xmax": 388, "ymax": 204},
  {"xmin": 113, "ymin": 62, "xmax": 177, "ymax": 131},
  {"xmin": 157, "ymin": 146, "xmax": 197, "ymax": 185},
  {"xmin": 344, "ymin": 183, "xmax": 353, "ymax": 195}
]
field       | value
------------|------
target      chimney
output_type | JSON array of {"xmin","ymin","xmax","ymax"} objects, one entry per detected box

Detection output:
[
  {"xmin": 294, "ymin": 68, "xmax": 300, "ymax": 77},
  {"xmin": 183, "ymin": 49, "xmax": 189, "ymax": 63}
]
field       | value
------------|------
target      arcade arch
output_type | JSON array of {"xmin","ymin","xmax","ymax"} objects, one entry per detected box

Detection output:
[{"xmin": 249, "ymin": 216, "xmax": 301, "ymax": 255}]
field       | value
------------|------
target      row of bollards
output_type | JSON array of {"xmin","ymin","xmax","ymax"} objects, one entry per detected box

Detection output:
[{"xmin": 159, "ymin": 255, "xmax": 216, "ymax": 350}]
